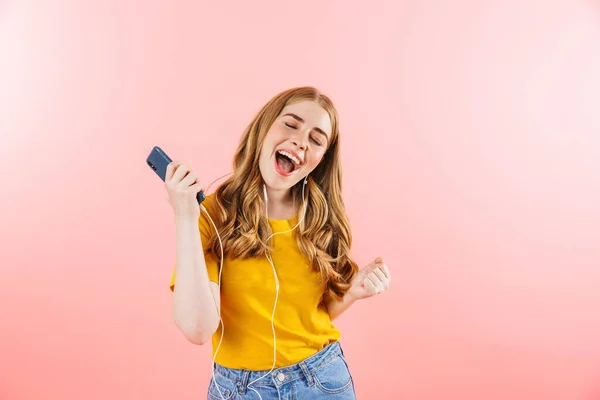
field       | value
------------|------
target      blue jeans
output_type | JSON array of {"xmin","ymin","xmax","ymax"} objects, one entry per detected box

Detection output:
[{"xmin": 207, "ymin": 342, "xmax": 357, "ymax": 400}]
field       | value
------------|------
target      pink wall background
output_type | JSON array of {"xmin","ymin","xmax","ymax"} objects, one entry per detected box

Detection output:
[{"xmin": 1, "ymin": 1, "xmax": 600, "ymax": 399}]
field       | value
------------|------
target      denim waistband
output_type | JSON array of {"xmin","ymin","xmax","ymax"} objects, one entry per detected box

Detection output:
[{"xmin": 212, "ymin": 341, "xmax": 344, "ymax": 392}]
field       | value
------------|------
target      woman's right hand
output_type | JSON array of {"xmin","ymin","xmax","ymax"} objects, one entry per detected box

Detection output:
[{"xmin": 165, "ymin": 161, "xmax": 204, "ymax": 219}]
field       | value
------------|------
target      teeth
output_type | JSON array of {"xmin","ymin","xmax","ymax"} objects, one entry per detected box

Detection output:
[{"xmin": 277, "ymin": 150, "xmax": 301, "ymax": 165}]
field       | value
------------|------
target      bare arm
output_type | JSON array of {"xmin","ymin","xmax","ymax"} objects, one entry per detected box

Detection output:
[
  {"xmin": 325, "ymin": 292, "xmax": 358, "ymax": 321},
  {"xmin": 165, "ymin": 161, "xmax": 220, "ymax": 345},
  {"xmin": 171, "ymin": 215, "xmax": 220, "ymax": 345},
  {"xmin": 325, "ymin": 258, "xmax": 392, "ymax": 321}
]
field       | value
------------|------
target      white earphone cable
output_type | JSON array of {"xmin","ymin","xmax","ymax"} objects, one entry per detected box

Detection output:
[
  {"xmin": 201, "ymin": 176, "xmax": 309, "ymax": 400},
  {"xmin": 248, "ymin": 176, "xmax": 308, "ymax": 389}
]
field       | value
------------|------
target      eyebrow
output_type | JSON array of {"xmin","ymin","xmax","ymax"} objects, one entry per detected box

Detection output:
[{"xmin": 283, "ymin": 113, "xmax": 330, "ymax": 142}]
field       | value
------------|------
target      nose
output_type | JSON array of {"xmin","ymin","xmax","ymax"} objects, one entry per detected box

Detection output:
[{"xmin": 291, "ymin": 138, "xmax": 308, "ymax": 151}]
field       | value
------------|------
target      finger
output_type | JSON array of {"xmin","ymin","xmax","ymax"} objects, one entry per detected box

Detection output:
[
  {"xmin": 189, "ymin": 182, "xmax": 205, "ymax": 194},
  {"xmin": 180, "ymin": 172, "xmax": 197, "ymax": 188},
  {"xmin": 190, "ymin": 179, "xmax": 204, "ymax": 193},
  {"xmin": 165, "ymin": 161, "xmax": 180, "ymax": 182},
  {"xmin": 372, "ymin": 267, "xmax": 387, "ymax": 283},
  {"xmin": 372, "ymin": 268, "xmax": 390, "ymax": 290},
  {"xmin": 375, "ymin": 264, "xmax": 390, "ymax": 280},
  {"xmin": 172, "ymin": 164, "xmax": 190, "ymax": 184},
  {"xmin": 364, "ymin": 256, "xmax": 382, "ymax": 269},
  {"xmin": 367, "ymin": 272, "xmax": 385, "ymax": 291},
  {"xmin": 369, "ymin": 270, "xmax": 389, "ymax": 294},
  {"xmin": 367, "ymin": 271, "xmax": 385, "ymax": 289},
  {"xmin": 380, "ymin": 264, "xmax": 391, "ymax": 282},
  {"xmin": 364, "ymin": 258, "xmax": 383, "ymax": 275},
  {"xmin": 363, "ymin": 277, "xmax": 378, "ymax": 295}
]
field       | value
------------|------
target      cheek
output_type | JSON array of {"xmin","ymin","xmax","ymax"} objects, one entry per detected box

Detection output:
[
  {"xmin": 260, "ymin": 130, "xmax": 279, "ymax": 156},
  {"xmin": 307, "ymin": 149, "xmax": 327, "ymax": 168},
  {"xmin": 266, "ymin": 126, "xmax": 286, "ymax": 141}
]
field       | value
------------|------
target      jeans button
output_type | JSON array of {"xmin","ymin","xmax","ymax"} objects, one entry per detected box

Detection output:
[{"xmin": 277, "ymin": 372, "xmax": 285, "ymax": 382}]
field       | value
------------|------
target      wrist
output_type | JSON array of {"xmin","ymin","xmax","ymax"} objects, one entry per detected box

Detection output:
[
  {"xmin": 174, "ymin": 215, "xmax": 201, "ymax": 238},
  {"xmin": 174, "ymin": 214, "xmax": 199, "ymax": 224},
  {"xmin": 344, "ymin": 290, "xmax": 360, "ymax": 304}
]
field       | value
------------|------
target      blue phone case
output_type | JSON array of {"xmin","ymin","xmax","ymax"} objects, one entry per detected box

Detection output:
[{"xmin": 146, "ymin": 146, "xmax": 205, "ymax": 204}]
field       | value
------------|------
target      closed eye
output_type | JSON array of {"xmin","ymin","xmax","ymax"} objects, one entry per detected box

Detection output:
[{"xmin": 285, "ymin": 121, "xmax": 322, "ymax": 146}]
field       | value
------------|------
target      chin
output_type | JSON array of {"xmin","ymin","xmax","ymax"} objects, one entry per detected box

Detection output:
[{"xmin": 259, "ymin": 164, "xmax": 291, "ymax": 189}]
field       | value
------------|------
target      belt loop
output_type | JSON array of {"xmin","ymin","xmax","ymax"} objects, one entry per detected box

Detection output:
[
  {"xmin": 238, "ymin": 370, "xmax": 250, "ymax": 394},
  {"xmin": 299, "ymin": 361, "xmax": 314, "ymax": 386}
]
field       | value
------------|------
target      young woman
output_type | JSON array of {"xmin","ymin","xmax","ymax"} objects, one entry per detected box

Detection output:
[{"xmin": 166, "ymin": 87, "xmax": 391, "ymax": 400}]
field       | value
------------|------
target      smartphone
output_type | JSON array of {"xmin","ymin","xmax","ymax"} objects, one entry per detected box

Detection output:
[{"xmin": 146, "ymin": 146, "xmax": 205, "ymax": 204}]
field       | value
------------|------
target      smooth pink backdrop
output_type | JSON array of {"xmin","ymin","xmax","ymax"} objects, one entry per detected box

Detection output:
[{"xmin": 1, "ymin": 1, "xmax": 599, "ymax": 399}]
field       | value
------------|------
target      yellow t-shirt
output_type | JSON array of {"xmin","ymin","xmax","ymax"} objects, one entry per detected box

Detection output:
[{"xmin": 170, "ymin": 194, "xmax": 340, "ymax": 370}]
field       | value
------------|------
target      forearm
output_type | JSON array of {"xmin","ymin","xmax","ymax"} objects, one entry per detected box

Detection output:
[
  {"xmin": 326, "ymin": 293, "xmax": 358, "ymax": 321},
  {"xmin": 171, "ymin": 216, "xmax": 219, "ymax": 345}
]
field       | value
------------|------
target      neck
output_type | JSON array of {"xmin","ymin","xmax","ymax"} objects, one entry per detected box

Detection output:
[{"xmin": 264, "ymin": 186, "xmax": 296, "ymax": 220}]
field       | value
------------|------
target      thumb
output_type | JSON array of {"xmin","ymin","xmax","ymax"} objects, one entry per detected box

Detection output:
[
  {"xmin": 364, "ymin": 256, "xmax": 383, "ymax": 271},
  {"xmin": 371, "ymin": 256, "xmax": 383, "ymax": 266}
]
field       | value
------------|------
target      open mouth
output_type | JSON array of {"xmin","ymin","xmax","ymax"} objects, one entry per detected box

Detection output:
[{"xmin": 274, "ymin": 150, "xmax": 302, "ymax": 176}]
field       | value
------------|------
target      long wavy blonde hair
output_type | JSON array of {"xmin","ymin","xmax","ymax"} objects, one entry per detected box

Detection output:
[{"xmin": 207, "ymin": 86, "xmax": 359, "ymax": 300}]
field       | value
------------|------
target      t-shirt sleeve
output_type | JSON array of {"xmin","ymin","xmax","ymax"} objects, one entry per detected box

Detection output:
[{"xmin": 169, "ymin": 199, "xmax": 221, "ymax": 291}]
